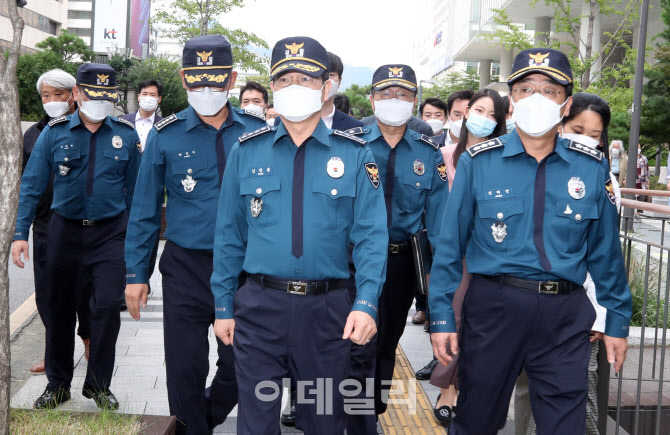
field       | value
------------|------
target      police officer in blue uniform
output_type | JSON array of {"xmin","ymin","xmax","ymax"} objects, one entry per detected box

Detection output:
[
  {"xmin": 345, "ymin": 64, "xmax": 449, "ymax": 434},
  {"xmin": 210, "ymin": 36, "xmax": 388, "ymax": 435},
  {"xmin": 429, "ymin": 49, "xmax": 632, "ymax": 434},
  {"xmin": 124, "ymin": 35, "xmax": 265, "ymax": 435},
  {"xmin": 12, "ymin": 63, "xmax": 141, "ymax": 410}
]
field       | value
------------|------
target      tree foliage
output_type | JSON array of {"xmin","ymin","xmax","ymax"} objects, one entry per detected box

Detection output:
[
  {"xmin": 342, "ymin": 84, "xmax": 373, "ymax": 119},
  {"xmin": 108, "ymin": 54, "xmax": 139, "ymax": 114},
  {"xmin": 35, "ymin": 30, "xmax": 95, "ymax": 63},
  {"xmin": 153, "ymin": 0, "xmax": 269, "ymax": 73},
  {"xmin": 421, "ymin": 71, "xmax": 480, "ymax": 102}
]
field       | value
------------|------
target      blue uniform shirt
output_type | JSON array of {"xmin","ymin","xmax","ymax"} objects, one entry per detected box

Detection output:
[
  {"xmin": 15, "ymin": 111, "xmax": 141, "ymax": 241},
  {"xmin": 124, "ymin": 104, "xmax": 265, "ymax": 284},
  {"xmin": 211, "ymin": 120, "xmax": 389, "ymax": 320},
  {"xmin": 356, "ymin": 123, "xmax": 449, "ymax": 251},
  {"xmin": 428, "ymin": 129, "xmax": 633, "ymax": 338}
]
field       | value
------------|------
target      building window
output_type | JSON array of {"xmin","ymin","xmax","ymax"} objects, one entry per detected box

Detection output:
[
  {"xmin": 68, "ymin": 10, "xmax": 92, "ymax": 19},
  {"xmin": 70, "ymin": 28, "xmax": 91, "ymax": 37}
]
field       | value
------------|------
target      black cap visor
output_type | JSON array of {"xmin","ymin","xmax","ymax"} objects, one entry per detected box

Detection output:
[
  {"xmin": 372, "ymin": 78, "xmax": 417, "ymax": 92},
  {"xmin": 507, "ymin": 67, "xmax": 572, "ymax": 86},
  {"xmin": 182, "ymin": 67, "xmax": 232, "ymax": 88},
  {"xmin": 270, "ymin": 59, "xmax": 326, "ymax": 80},
  {"xmin": 79, "ymin": 84, "xmax": 118, "ymax": 102}
]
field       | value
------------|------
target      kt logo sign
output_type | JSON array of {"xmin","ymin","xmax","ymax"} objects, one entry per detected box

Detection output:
[{"xmin": 104, "ymin": 28, "xmax": 118, "ymax": 39}]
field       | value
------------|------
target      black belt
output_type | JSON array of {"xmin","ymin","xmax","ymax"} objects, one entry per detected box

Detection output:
[
  {"xmin": 479, "ymin": 274, "xmax": 582, "ymax": 295},
  {"xmin": 388, "ymin": 240, "xmax": 411, "ymax": 254},
  {"xmin": 249, "ymin": 274, "xmax": 347, "ymax": 295},
  {"xmin": 56, "ymin": 212, "xmax": 123, "ymax": 226}
]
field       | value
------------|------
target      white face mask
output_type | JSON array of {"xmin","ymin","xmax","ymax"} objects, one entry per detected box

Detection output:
[
  {"xmin": 327, "ymin": 79, "xmax": 339, "ymax": 99},
  {"xmin": 561, "ymin": 129, "xmax": 600, "ymax": 149},
  {"xmin": 426, "ymin": 119, "xmax": 445, "ymax": 134},
  {"xmin": 374, "ymin": 98, "xmax": 413, "ymax": 127},
  {"xmin": 244, "ymin": 104, "xmax": 266, "ymax": 118},
  {"xmin": 43, "ymin": 94, "xmax": 74, "ymax": 118},
  {"xmin": 611, "ymin": 148, "xmax": 620, "ymax": 157},
  {"xmin": 266, "ymin": 118, "xmax": 275, "ymax": 127},
  {"xmin": 188, "ymin": 87, "xmax": 229, "ymax": 116},
  {"xmin": 273, "ymin": 84, "xmax": 324, "ymax": 123},
  {"xmin": 448, "ymin": 117, "xmax": 463, "ymax": 137},
  {"xmin": 139, "ymin": 96, "xmax": 159, "ymax": 112},
  {"xmin": 79, "ymin": 98, "xmax": 113, "ymax": 122},
  {"xmin": 512, "ymin": 93, "xmax": 567, "ymax": 138}
]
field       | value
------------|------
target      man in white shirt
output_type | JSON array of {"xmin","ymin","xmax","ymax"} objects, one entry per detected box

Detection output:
[
  {"xmin": 320, "ymin": 52, "xmax": 363, "ymax": 131},
  {"xmin": 121, "ymin": 79, "xmax": 163, "ymax": 151},
  {"xmin": 432, "ymin": 89, "xmax": 474, "ymax": 147}
]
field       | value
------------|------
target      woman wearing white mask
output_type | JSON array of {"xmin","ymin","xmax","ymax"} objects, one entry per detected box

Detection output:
[
  {"xmin": 24, "ymin": 68, "xmax": 92, "ymax": 376},
  {"xmin": 430, "ymin": 88, "xmax": 507, "ymax": 425},
  {"xmin": 514, "ymin": 92, "xmax": 617, "ymax": 435}
]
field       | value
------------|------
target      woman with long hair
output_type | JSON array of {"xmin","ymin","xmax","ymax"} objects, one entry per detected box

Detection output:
[{"xmin": 430, "ymin": 88, "xmax": 507, "ymax": 425}]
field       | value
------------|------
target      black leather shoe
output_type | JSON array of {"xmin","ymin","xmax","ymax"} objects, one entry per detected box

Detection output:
[
  {"xmin": 433, "ymin": 394, "xmax": 454, "ymax": 426},
  {"xmin": 33, "ymin": 387, "xmax": 71, "ymax": 409},
  {"xmin": 423, "ymin": 321, "xmax": 430, "ymax": 333},
  {"xmin": 416, "ymin": 359, "xmax": 438, "ymax": 380},
  {"xmin": 280, "ymin": 390, "xmax": 297, "ymax": 426},
  {"xmin": 82, "ymin": 386, "xmax": 119, "ymax": 410}
]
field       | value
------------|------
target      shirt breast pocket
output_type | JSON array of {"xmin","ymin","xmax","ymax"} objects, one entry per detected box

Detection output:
[
  {"xmin": 476, "ymin": 198, "xmax": 524, "ymax": 251},
  {"xmin": 311, "ymin": 178, "xmax": 356, "ymax": 229},
  {"xmin": 53, "ymin": 148, "xmax": 81, "ymax": 173},
  {"xmin": 554, "ymin": 201, "xmax": 599, "ymax": 253},
  {"xmin": 103, "ymin": 148, "xmax": 129, "ymax": 170},
  {"xmin": 170, "ymin": 158, "xmax": 208, "ymax": 199},
  {"xmin": 399, "ymin": 171, "xmax": 431, "ymax": 211},
  {"xmin": 240, "ymin": 175, "xmax": 281, "ymax": 226}
]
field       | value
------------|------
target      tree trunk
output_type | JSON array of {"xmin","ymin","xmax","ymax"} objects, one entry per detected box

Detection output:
[
  {"xmin": 0, "ymin": 1, "xmax": 25, "ymax": 433},
  {"xmin": 582, "ymin": 0, "xmax": 597, "ymax": 89}
]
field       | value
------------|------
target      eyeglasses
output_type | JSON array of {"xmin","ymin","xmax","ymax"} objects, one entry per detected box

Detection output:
[
  {"xmin": 511, "ymin": 86, "xmax": 564, "ymax": 101},
  {"xmin": 189, "ymin": 86, "xmax": 227, "ymax": 93},
  {"xmin": 375, "ymin": 89, "xmax": 416, "ymax": 102},
  {"xmin": 274, "ymin": 75, "xmax": 319, "ymax": 89}
]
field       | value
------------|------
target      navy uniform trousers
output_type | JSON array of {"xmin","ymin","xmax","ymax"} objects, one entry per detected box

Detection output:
[
  {"xmin": 159, "ymin": 241, "xmax": 237, "ymax": 435},
  {"xmin": 347, "ymin": 248, "xmax": 415, "ymax": 434},
  {"xmin": 33, "ymin": 230, "xmax": 91, "ymax": 341},
  {"xmin": 234, "ymin": 277, "xmax": 352, "ymax": 435},
  {"xmin": 450, "ymin": 275, "xmax": 596, "ymax": 435},
  {"xmin": 44, "ymin": 213, "xmax": 126, "ymax": 392}
]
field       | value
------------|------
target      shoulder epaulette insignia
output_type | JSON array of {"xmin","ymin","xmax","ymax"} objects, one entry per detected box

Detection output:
[
  {"xmin": 345, "ymin": 127, "xmax": 365, "ymax": 135},
  {"xmin": 568, "ymin": 141, "xmax": 602, "ymax": 161},
  {"xmin": 418, "ymin": 134, "xmax": 439, "ymax": 149},
  {"xmin": 239, "ymin": 125, "xmax": 272, "ymax": 143},
  {"xmin": 48, "ymin": 116, "xmax": 68, "ymax": 127},
  {"xmin": 154, "ymin": 114, "xmax": 178, "ymax": 131},
  {"xmin": 242, "ymin": 107, "xmax": 266, "ymax": 121},
  {"xmin": 333, "ymin": 129, "xmax": 367, "ymax": 145},
  {"xmin": 116, "ymin": 117, "xmax": 135, "ymax": 129},
  {"xmin": 466, "ymin": 138, "xmax": 503, "ymax": 157}
]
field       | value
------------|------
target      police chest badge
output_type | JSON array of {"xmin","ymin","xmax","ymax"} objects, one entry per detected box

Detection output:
[
  {"xmin": 436, "ymin": 162, "xmax": 448, "ymax": 182},
  {"xmin": 58, "ymin": 164, "xmax": 70, "ymax": 176},
  {"xmin": 413, "ymin": 160, "xmax": 425, "ymax": 176},
  {"xmin": 568, "ymin": 177, "xmax": 586, "ymax": 199},
  {"xmin": 250, "ymin": 197, "xmax": 263, "ymax": 218},
  {"xmin": 181, "ymin": 175, "xmax": 197, "ymax": 193},
  {"xmin": 605, "ymin": 177, "xmax": 616, "ymax": 206},
  {"xmin": 112, "ymin": 136, "xmax": 123, "ymax": 149},
  {"xmin": 327, "ymin": 157, "xmax": 344, "ymax": 178},
  {"xmin": 364, "ymin": 163, "xmax": 380, "ymax": 189},
  {"xmin": 491, "ymin": 221, "xmax": 507, "ymax": 243}
]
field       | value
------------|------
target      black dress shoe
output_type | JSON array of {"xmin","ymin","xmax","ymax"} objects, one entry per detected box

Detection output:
[
  {"xmin": 423, "ymin": 321, "xmax": 430, "ymax": 333},
  {"xmin": 33, "ymin": 387, "xmax": 71, "ymax": 409},
  {"xmin": 280, "ymin": 390, "xmax": 297, "ymax": 426},
  {"xmin": 433, "ymin": 394, "xmax": 454, "ymax": 426},
  {"xmin": 82, "ymin": 386, "xmax": 119, "ymax": 410},
  {"xmin": 416, "ymin": 359, "xmax": 438, "ymax": 380}
]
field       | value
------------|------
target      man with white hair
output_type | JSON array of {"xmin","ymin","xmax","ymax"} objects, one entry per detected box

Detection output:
[{"xmin": 24, "ymin": 69, "xmax": 91, "ymax": 375}]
